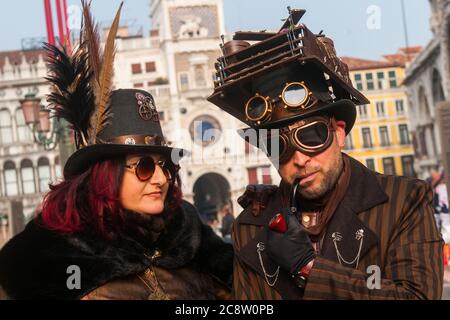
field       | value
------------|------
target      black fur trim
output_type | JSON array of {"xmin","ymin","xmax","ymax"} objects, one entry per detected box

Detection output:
[{"xmin": 0, "ymin": 201, "xmax": 232, "ymax": 300}]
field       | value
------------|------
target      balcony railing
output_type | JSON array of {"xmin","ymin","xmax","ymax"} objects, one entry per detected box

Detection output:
[{"xmin": 147, "ymin": 84, "xmax": 170, "ymax": 99}]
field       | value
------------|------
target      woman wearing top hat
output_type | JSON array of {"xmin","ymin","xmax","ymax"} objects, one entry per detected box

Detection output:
[{"xmin": 0, "ymin": 2, "xmax": 232, "ymax": 300}]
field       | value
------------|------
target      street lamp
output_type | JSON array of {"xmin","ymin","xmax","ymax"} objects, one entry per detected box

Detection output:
[{"xmin": 20, "ymin": 93, "xmax": 65, "ymax": 151}]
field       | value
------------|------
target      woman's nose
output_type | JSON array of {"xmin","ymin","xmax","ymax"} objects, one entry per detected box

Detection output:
[{"xmin": 149, "ymin": 164, "xmax": 167, "ymax": 185}]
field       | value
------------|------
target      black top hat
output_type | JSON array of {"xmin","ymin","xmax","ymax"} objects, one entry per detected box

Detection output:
[
  {"xmin": 208, "ymin": 8, "xmax": 369, "ymax": 134},
  {"xmin": 63, "ymin": 89, "xmax": 187, "ymax": 178}
]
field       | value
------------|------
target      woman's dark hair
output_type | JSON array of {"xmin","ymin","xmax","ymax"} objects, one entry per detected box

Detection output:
[{"xmin": 40, "ymin": 157, "xmax": 183, "ymax": 239}]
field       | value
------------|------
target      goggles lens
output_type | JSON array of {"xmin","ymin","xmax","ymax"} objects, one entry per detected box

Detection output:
[
  {"xmin": 282, "ymin": 83, "xmax": 308, "ymax": 107},
  {"xmin": 294, "ymin": 122, "xmax": 329, "ymax": 148},
  {"xmin": 246, "ymin": 96, "xmax": 269, "ymax": 121},
  {"xmin": 259, "ymin": 119, "xmax": 334, "ymax": 163},
  {"xmin": 244, "ymin": 82, "xmax": 317, "ymax": 125}
]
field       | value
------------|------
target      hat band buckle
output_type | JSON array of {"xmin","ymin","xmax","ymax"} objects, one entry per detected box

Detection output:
[{"xmin": 106, "ymin": 134, "xmax": 169, "ymax": 147}]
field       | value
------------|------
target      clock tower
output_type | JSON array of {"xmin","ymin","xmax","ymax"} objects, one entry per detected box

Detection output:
[{"xmin": 149, "ymin": 0, "xmax": 278, "ymax": 220}]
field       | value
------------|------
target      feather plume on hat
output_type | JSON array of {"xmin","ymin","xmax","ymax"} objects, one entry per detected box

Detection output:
[{"xmin": 44, "ymin": 1, "xmax": 123, "ymax": 149}]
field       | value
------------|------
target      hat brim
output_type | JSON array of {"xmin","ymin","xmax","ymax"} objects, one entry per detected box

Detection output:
[
  {"xmin": 64, "ymin": 144, "xmax": 188, "ymax": 179},
  {"xmin": 239, "ymin": 99, "xmax": 356, "ymax": 147}
]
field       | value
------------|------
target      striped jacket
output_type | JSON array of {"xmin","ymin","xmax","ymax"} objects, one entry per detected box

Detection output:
[{"xmin": 232, "ymin": 156, "xmax": 444, "ymax": 299}]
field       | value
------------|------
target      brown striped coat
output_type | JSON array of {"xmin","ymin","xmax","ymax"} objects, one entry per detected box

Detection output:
[{"xmin": 232, "ymin": 156, "xmax": 444, "ymax": 299}]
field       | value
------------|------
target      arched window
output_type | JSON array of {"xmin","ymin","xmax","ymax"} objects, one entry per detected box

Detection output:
[
  {"xmin": 432, "ymin": 69, "xmax": 445, "ymax": 104},
  {"xmin": 0, "ymin": 109, "xmax": 13, "ymax": 144},
  {"xmin": 3, "ymin": 161, "xmax": 18, "ymax": 196},
  {"xmin": 418, "ymin": 86, "xmax": 431, "ymax": 117},
  {"xmin": 417, "ymin": 86, "xmax": 435, "ymax": 156},
  {"xmin": 15, "ymin": 107, "xmax": 31, "ymax": 142},
  {"xmin": 38, "ymin": 157, "xmax": 51, "ymax": 192},
  {"xmin": 21, "ymin": 159, "xmax": 35, "ymax": 194}
]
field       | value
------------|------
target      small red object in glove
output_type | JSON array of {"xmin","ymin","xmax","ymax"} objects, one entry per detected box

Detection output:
[{"xmin": 269, "ymin": 213, "xmax": 287, "ymax": 233}]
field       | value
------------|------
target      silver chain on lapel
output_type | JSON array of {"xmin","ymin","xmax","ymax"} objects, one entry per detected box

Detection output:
[
  {"xmin": 257, "ymin": 242, "xmax": 280, "ymax": 287},
  {"xmin": 332, "ymin": 229, "xmax": 364, "ymax": 268}
]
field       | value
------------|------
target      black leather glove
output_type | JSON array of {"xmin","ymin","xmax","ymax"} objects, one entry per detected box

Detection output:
[{"xmin": 266, "ymin": 208, "xmax": 315, "ymax": 275}]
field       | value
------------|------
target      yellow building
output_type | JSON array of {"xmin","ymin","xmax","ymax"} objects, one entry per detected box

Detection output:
[{"xmin": 341, "ymin": 48, "xmax": 421, "ymax": 177}]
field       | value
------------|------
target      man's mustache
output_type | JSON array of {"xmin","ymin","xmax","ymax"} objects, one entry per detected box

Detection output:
[{"xmin": 294, "ymin": 164, "xmax": 321, "ymax": 178}]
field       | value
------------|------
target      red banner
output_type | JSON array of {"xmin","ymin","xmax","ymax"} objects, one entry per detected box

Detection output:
[
  {"xmin": 43, "ymin": 0, "xmax": 55, "ymax": 45},
  {"xmin": 55, "ymin": 0, "xmax": 65, "ymax": 45},
  {"xmin": 43, "ymin": 0, "xmax": 72, "ymax": 50}
]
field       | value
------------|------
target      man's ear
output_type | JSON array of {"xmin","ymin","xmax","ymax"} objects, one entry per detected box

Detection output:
[{"xmin": 335, "ymin": 120, "xmax": 347, "ymax": 148}]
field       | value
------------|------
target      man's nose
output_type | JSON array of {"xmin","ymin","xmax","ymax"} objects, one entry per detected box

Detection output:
[{"xmin": 291, "ymin": 150, "xmax": 311, "ymax": 167}]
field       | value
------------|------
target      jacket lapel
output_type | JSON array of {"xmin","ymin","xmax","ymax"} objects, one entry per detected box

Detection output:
[
  {"xmin": 320, "ymin": 202, "xmax": 379, "ymax": 266},
  {"xmin": 321, "ymin": 156, "xmax": 388, "ymax": 266}
]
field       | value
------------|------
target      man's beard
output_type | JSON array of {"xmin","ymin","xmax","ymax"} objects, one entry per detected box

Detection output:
[{"xmin": 298, "ymin": 154, "xmax": 343, "ymax": 200}]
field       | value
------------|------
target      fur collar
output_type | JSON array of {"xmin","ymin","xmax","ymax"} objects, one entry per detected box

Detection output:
[{"xmin": 0, "ymin": 201, "xmax": 232, "ymax": 300}]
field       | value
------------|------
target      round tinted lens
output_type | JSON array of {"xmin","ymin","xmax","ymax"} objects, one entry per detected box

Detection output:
[
  {"xmin": 283, "ymin": 83, "xmax": 307, "ymax": 106},
  {"xmin": 159, "ymin": 161, "xmax": 173, "ymax": 180},
  {"xmin": 136, "ymin": 157, "xmax": 155, "ymax": 181},
  {"xmin": 295, "ymin": 122, "xmax": 329, "ymax": 148},
  {"xmin": 246, "ymin": 96, "xmax": 268, "ymax": 120}
]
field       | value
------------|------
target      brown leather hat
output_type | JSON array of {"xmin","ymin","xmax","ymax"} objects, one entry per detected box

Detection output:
[{"xmin": 208, "ymin": 8, "xmax": 369, "ymax": 133}]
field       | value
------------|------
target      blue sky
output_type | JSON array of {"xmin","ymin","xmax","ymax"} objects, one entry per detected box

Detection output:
[{"xmin": 0, "ymin": 0, "xmax": 432, "ymax": 60}]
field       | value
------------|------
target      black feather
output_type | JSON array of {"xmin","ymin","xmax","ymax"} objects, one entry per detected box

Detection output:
[{"xmin": 44, "ymin": 43, "xmax": 96, "ymax": 149}]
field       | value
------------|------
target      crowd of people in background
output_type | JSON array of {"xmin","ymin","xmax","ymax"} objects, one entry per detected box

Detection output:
[
  {"xmin": 430, "ymin": 171, "xmax": 450, "ymax": 246},
  {"xmin": 203, "ymin": 202, "xmax": 235, "ymax": 244}
]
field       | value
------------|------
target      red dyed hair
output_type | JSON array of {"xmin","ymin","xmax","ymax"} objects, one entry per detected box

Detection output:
[{"xmin": 40, "ymin": 157, "xmax": 183, "ymax": 239}]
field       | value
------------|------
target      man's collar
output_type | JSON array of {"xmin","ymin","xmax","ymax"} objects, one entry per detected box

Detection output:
[
  {"xmin": 340, "ymin": 154, "xmax": 389, "ymax": 214},
  {"xmin": 234, "ymin": 155, "xmax": 388, "ymax": 295},
  {"xmin": 238, "ymin": 154, "xmax": 388, "ymax": 227}
]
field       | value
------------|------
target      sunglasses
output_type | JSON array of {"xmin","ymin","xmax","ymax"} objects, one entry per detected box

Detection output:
[
  {"xmin": 124, "ymin": 157, "xmax": 178, "ymax": 182},
  {"xmin": 260, "ymin": 117, "xmax": 337, "ymax": 163},
  {"xmin": 244, "ymin": 81, "xmax": 317, "ymax": 126}
]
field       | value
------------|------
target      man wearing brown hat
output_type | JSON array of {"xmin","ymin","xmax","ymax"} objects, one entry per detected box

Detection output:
[{"xmin": 208, "ymin": 8, "xmax": 444, "ymax": 299}]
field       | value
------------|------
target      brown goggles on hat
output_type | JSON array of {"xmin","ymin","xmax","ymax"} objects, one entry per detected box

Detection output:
[
  {"xmin": 260, "ymin": 117, "xmax": 337, "ymax": 163},
  {"xmin": 244, "ymin": 81, "xmax": 316, "ymax": 125}
]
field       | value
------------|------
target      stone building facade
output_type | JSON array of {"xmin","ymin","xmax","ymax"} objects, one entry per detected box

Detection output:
[
  {"xmin": 403, "ymin": 0, "xmax": 450, "ymax": 179},
  {"xmin": 0, "ymin": 49, "xmax": 62, "ymax": 243}
]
